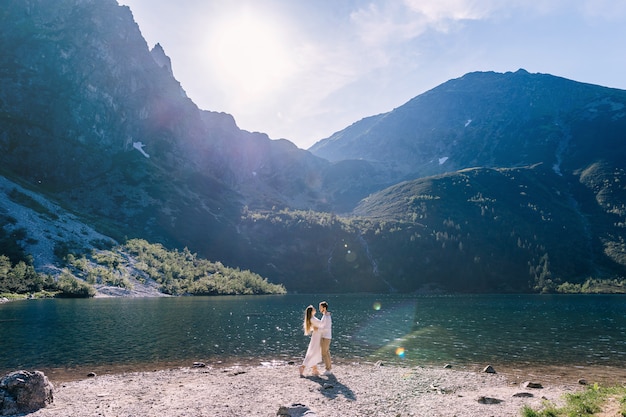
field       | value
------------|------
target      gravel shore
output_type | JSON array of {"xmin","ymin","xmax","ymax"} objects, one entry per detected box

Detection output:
[{"xmin": 24, "ymin": 361, "xmax": 601, "ymax": 417}]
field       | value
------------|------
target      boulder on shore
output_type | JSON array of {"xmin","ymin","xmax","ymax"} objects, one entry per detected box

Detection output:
[
  {"xmin": 0, "ymin": 370, "xmax": 54, "ymax": 415},
  {"xmin": 482, "ymin": 365, "xmax": 496, "ymax": 374}
]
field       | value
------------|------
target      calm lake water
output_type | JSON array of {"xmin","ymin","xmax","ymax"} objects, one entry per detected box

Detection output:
[{"xmin": 1, "ymin": 294, "xmax": 626, "ymax": 378}]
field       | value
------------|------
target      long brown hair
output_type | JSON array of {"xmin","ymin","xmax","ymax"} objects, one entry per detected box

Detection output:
[{"xmin": 303, "ymin": 305, "xmax": 315, "ymax": 335}]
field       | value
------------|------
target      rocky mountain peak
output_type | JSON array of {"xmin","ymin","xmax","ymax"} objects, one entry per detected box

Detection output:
[{"xmin": 150, "ymin": 43, "xmax": 175, "ymax": 78}]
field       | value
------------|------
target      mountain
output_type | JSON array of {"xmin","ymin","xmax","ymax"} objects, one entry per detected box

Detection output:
[
  {"xmin": 310, "ymin": 69, "xmax": 626, "ymax": 182},
  {"xmin": 1, "ymin": 0, "xmax": 625, "ymax": 294},
  {"xmin": 306, "ymin": 69, "xmax": 626, "ymax": 291},
  {"xmin": 352, "ymin": 164, "xmax": 601, "ymax": 292},
  {"xmin": 0, "ymin": 0, "xmax": 341, "ymax": 259}
]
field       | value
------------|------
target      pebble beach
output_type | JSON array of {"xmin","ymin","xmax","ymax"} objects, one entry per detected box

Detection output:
[{"xmin": 23, "ymin": 360, "xmax": 620, "ymax": 417}]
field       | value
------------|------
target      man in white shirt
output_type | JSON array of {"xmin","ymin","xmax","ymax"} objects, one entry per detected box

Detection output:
[{"xmin": 319, "ymin": 301, "xmax": 332, "ymax": 374}]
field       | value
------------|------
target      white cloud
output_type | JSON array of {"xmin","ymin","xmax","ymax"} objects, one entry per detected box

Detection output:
[
  {"xmin": 403, "ymin": 0, "xmax": 494, "ymax": 22},
  {"xmin": 350, "ymin": 0, "xmax": 502, "ymax": 47},
  {"xmin": 350, "ymin": 2, "xmax": 427, "ymax": 46}
]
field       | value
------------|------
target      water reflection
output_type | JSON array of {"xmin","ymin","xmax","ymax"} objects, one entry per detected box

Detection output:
[
  {"xmin": 362, "ymin": 294, "xmax": 626, "ymax": 368},
  {"xmin": 1, "ymin": 294, "xmax": 625, "ymax": 375}
]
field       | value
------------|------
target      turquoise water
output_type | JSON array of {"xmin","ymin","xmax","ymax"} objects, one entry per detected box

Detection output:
[{"xmin": 1, "ymin": 294, "xmax": 625, "ymax": 375}]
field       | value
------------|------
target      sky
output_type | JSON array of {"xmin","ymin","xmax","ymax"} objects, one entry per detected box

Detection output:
[{"xmin": 118, "ymin": 0, "xmax": 626, "ymax": 150}]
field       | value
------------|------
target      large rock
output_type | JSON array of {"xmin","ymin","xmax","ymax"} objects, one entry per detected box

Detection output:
[{"xmin": 0, "ymin": 370, "xmax": 54, "ymax": 415}]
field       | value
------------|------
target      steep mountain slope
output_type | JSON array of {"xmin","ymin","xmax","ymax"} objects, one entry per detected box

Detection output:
[
  {"xmin": 0, "ymin": 175, "xmax": 115, "ymax": 274},
  {"xmin": 310, "ymin": 69, "xmax": 626, "ymax": 182},
  {"xmin": 352, "ymin": 164, "xmax": 597, "ymax": 292},
  {"xmin": 0, "ymin": 0, "xmax": 337, "ymax": 258}
]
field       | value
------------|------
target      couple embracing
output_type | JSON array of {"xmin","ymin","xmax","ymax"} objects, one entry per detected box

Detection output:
[{"xmin": 299, "ymin": 301, "xmax": 332, "ymax": 377}]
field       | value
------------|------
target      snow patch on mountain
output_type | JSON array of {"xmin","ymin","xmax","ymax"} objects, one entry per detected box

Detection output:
[{"xmin": 133, "ymin": 141, "xmax": 150, "ymax": 158}]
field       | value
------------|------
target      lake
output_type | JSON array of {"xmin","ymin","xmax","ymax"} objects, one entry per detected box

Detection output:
[{"xmin": 1, "ymin": 294, "xmax": 625, "ymax": 380}]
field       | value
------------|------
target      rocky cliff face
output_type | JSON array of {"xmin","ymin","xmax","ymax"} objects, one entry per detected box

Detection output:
[{"xmin": 0, "ymin": 0, "xmax": 337, "ymax": 256}]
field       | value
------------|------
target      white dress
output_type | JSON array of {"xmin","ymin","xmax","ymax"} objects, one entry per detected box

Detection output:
[{"xmin": 302, "ymin": 316, "xmax": 324, "ymax": 368}]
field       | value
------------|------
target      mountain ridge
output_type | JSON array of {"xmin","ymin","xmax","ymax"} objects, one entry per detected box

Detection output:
[{"xmin": 309, "ymin": 68, "xmax": 626, "ymax": 181}]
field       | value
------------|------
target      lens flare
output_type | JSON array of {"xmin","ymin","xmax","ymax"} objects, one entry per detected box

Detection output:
[
  {"xmin": 395, "ymin": 347, "xmax": 405, "ymax": 357},
  {"xmin": 373, "ymin": 302, "xmax": 381, "ymax": 311}
]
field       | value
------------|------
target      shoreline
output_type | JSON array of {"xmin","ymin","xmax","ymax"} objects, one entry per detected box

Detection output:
[
  {"xmin": 27, "ymin": 358, "xmax": 626, "ymax": 386},
  {"xmin": 22, "ymin": 360, "xmax": 600, "ymax": 417}
]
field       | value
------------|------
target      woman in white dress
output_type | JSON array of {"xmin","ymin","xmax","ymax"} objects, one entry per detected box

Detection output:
[{"xmin": 299, "ymin": 305, "xmax": 324, "ymax": 376}]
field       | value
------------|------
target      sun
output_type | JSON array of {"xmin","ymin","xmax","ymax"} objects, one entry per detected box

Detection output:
[{"xmin": 207, "ymin": 9, "xmax": 295, "ymax": 100}]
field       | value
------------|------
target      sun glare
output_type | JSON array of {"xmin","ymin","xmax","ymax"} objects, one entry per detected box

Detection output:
[{"xmin": 208, "ymin": 10, "xmax": 295, "ymax": 100}]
